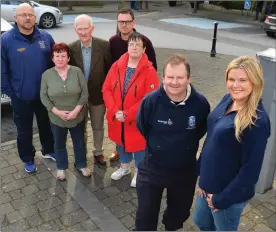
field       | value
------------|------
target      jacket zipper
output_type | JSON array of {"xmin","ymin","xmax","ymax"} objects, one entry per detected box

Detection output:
[
  {"xmin": 118, "ymin": 71, "xmax": 125, "ymax": 145},
  {"xmin": 124, "ymin": 72, "xmax": 141, "ymax": 98},
  {"xmin": 118, "ymin": 70, "xmax": 141, "ymax": 145}
]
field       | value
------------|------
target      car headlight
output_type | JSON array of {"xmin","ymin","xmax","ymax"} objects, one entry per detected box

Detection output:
[{"xmin": 54, "ymin": 9, "xmax": 60, "ymax": 13}]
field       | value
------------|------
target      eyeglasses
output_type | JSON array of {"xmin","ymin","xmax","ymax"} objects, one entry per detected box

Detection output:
[
  {"xmin": 128, "ymin": 43, "xmax": 143, "ymax": 48},
  {"xmin": 117, "ymin": 20, "xmax": 133, "ymax": 25},
  {"xmin": 16, "ymin": 13, "xmax": 35, "ymax": 18}
]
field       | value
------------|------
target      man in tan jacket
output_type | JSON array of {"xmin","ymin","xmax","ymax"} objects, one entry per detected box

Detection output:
[{"xmin": 69, "ymin": 14, "xmax": 112, "ymax": 165}]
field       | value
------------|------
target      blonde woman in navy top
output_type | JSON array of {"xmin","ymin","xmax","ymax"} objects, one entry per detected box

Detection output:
[{"xmin": 193, "ymin": 56, "xmax": 271, "ymax": 231}]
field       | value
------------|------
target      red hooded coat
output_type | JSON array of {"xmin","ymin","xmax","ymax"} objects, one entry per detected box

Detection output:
[{"xmin": 102, "ymin": 53, "xmax": 160, "ymax": 152}]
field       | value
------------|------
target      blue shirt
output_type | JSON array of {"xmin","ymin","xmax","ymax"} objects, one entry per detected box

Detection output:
[
  {"xmin": 124, "ymin": 67, "xmax": 136, "ymax": 95},
  {"xmin": 81, "ymin": 41, "xmax": 92, "ymax": 81},
  {"xmin": 198, "ymin": 94, "xmax": 271, "ymax": 210}
]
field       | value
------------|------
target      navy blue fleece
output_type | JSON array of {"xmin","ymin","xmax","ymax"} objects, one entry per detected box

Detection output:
[
  {"xmin": 137, "ymin": 85, "xmax": 210, "ymax": 171},
  {"xmin": 198, "ymin": 94, "xmax": 271, "ymax": 210}
]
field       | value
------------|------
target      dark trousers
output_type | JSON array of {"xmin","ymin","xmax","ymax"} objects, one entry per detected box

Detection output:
[
  {"xmin": 11, "ymin": 95, "xmax": 54, "ymax": 163},
  {"xmin": 50, "ymin": 120, "xmax": 87, "ymax": 170},
  {"xmin": 135, "ymin": 170, "xmax": 197, "ymax": 231}
]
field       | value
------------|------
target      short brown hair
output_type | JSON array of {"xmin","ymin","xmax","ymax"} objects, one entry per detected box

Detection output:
[
  {"xmin": 163, "ymin": 54, "xmax": 191, "ymax": 77},
  {"xmin": 128, "ymin": 32, "xmax": 146, "ymax": 48},
  {"xmin": 117, "ymin": 8, "xmax": 135, "ymax": 20},
  {"xmin": 51, "ymin": 43, "xmax": 70, "ymax": 59}
]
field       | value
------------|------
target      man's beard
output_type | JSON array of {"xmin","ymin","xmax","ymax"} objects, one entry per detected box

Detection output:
[{"xmin": 22, "ymin": 23, "xmax": 34, "ymax": 30}]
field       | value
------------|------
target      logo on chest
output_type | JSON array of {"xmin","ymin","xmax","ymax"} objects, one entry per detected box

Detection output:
[
  {"xmin": 187, "ymin": 116, "xmax": 196, "ymax": 129},
  {"xmin": 17, "ymin": 47, "xmax": 26, "ymax": 52},
  {"xmin": 38, "ymin": 40, "xmax": 46, "ymax": 49},
  {"xmin": 157, "ymin": 119, "xmax": 173, "ymax": 126}
]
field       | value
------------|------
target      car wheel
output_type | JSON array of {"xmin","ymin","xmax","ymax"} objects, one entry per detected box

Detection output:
[
  {"xmin": 40, "ymin": 13, "xmax": 56, "ymax": 29},
  {"xmin": 266, "ymin": 31, "xmax": 275, "ymax": 37}
]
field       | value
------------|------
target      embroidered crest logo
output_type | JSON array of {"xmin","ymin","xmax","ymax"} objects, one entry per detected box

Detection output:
[
  {"xmin": 17, "ymin": 48, "xmax": 26, "ymax": 52},
  {"xmin": 150, "ymin": 84, "xmax": 155, "ymax": 89},
  {"xmin": 187, "ymin": 116, "xmax": 196, "ymax": 129},
  {"xmin": 38, "ymin": 40, "xmax": 46, "ymax": 49}
]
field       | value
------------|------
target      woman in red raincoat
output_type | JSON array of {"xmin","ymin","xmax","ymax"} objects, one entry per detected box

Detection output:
[{"xmin": 102, "ymin": 32, "xmax": 160, "ymax": 187}]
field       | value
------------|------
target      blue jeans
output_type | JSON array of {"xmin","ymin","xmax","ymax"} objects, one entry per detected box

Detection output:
[
  {"xmin": 117, "ymin": 145, "xmax": 145, "ymax": 168},
  {"xmin": 193, "ymin": 195, "xmax": 246, "ymax": 231},
  {"xmin": 11, "ymin": 95, "xmax": 54, "ymax": 163},
  {"xmin": 50, "ymin": 120, "xmax": 86, "ymax": 170}
]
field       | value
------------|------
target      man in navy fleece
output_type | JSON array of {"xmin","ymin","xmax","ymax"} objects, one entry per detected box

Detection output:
[
  {"xmin": 135, "ymin": 54, "xmax": 210, "ymax": 231},
  {"xmin": 1, "ymin": 3, "xmax": 55, "ymax": 173}
]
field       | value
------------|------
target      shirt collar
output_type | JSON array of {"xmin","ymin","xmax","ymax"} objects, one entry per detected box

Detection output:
[
  {"xmin": 81, "ymin": 40, "xmax": 92, "ymax": 49},
  {"xmin": 164, "ymin": 84, "xmax": 192, "ymax": 106}
]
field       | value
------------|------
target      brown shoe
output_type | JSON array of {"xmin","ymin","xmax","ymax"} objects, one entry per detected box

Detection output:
[
  {"xmin": 94, "ymin": 154, "xmax": 106, "ymax": 165},
  {"xmin": 110, "ymin": 149, "xmax": 119, "ymax": 162}
]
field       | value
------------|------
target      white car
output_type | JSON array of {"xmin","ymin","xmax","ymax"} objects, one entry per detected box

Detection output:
[
  {"xmin": 1, "ymin": 18, "xmax": 13, "ymax": 105},
  {"xmin": 1, "ymin": 0, "xmax": 63, "ymax": 29}
]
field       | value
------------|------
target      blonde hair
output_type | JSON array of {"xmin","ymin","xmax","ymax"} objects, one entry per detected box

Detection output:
[{"xmin": 225, "ymin": 56, "xmax": 264, "ymax": 141}]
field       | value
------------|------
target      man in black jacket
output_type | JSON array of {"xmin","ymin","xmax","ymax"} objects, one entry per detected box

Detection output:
[{"xmin": 135, "ymin": 54, "xmax": 210, "ymax": 231}]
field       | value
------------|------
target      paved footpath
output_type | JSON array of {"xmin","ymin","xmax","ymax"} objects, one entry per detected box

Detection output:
[{"xmin": 1, "ymin": 48, "xmax": 275, "ymax": 231}]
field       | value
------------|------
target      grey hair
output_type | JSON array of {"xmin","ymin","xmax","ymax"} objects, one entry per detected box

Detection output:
[{"xmin": 74, "ymin": 14, "xmax": 93, "ymax": 28}]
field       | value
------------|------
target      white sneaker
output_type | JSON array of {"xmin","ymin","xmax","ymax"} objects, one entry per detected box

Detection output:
[
  {"xmin": 130, "ymin": 171, "xmax": 137, "ymax": 187},
  {"xmin": 111, "ymin": 167, "xmax": 131, "ymax": 180}
]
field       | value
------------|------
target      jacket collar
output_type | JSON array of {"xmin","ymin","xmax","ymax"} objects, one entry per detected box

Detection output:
[
  {"xmin": 116, "ymin": 52, "xmax": 151, "ymax": 71},
  {"xmin": 13, "ymin": 24, "xmax": 42, "ymax": 41},
  {"xmin": 81, "ymin": 40, "xmax": 92, "ymax": 49},
  {"xmin": 158, "ymin": 84, "xmax": 195, "ymax": 107},
  {"xmin": 116, "ymin": 52, "xmax": 152, "ymax": 96},
  {"xmin": 71, "ymin": 38, "xmax": 100, "ymax": 75},
  {"xmin": 118, "ymin": 28, "xmax": 138, "ymax": 41}
]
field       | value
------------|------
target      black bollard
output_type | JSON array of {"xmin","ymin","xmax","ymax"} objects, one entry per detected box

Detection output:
[{"xmin": 210, "ymin": 22, "xmax": 219, "ymax": 57}]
